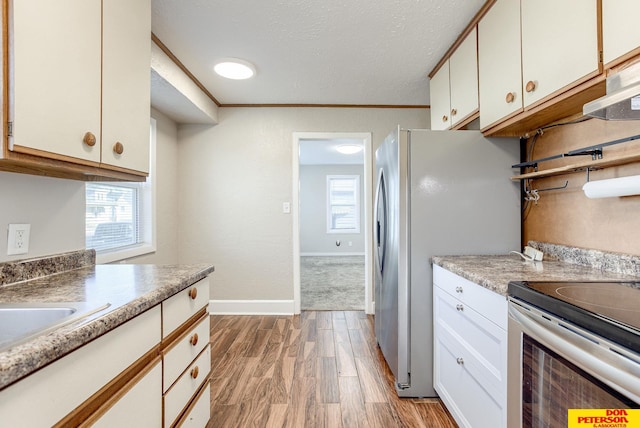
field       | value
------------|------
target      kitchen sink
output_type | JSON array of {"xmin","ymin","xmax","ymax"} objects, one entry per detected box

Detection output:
[{"xmin": 0, "ymin": 302, "xmax": 110, "ymax": 350}]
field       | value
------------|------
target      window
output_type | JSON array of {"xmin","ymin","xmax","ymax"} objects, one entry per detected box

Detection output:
[
  {"xmin": 85, "ymin": 119, "xmax": 156, "ymax": 262},
  {"xmin": 327, "ymin": 175, "xmax": 360, "ymax": 233}
]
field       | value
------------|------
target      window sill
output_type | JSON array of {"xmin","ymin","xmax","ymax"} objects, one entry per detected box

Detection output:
[{"xmin": 95, "ymin": 243, "xmax": 156, "ymax": 264}]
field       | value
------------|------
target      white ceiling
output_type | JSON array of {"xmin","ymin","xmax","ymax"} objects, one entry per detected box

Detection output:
[
  {"xmin": 151, "ymin": 0, "xmax": 487, "ymax": 106},
  {"xmin": 299, "ymin": 138, "xmax": 364, "ymax": 165}
]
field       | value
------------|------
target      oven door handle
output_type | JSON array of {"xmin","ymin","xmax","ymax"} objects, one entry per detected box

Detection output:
[{"xmin": 510, "ymin": 303, "xmax": 640, "ymax": 403}]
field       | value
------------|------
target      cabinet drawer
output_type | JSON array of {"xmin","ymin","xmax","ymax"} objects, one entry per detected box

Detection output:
[
  {"xmin": 175, "ymin": 381, "xmax": 211, "ymax": 428},
  {"xmin": 163, "ymin": 278, "xmax": 210, "ymax": 337},
  {"xmin": 164, "ymin": 345, "xmax": 211, "ymax": 427},
  {"xmin": 433, "ymin": 265, "xmax": 507, "ymax": 329},
  {"xmin": 163, "ymin": 315, "xmax": 210, "ymax": 392},
  {"xmin": 434, "ymin": 327, "xmax": 506, "ymax": 428},
  {"xmin": 434, "ymin": 286, "xmax": 507, "ymax": 392}
]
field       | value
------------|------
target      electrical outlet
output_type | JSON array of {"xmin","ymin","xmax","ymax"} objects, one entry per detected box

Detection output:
[{"xmin": 7, "ymin": 224, "xmax": 30, "ymax": 255}]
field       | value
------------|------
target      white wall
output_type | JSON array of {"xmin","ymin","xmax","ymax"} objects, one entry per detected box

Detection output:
[
  {"xmin": 177, "ymin": 107, "xmax": 429, "ymax": 301},
  {"xmin": 0, "ymin": 172, "xmax": 85, "ymax": 262},
  {"xmin": 300, "ymin": 164, "xmax": 365, "ymax": 254}
]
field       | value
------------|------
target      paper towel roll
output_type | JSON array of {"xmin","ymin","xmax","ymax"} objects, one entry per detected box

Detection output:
[{"xmin": 582, "ymin": 175, "xmax": 640, "ymax": 198}]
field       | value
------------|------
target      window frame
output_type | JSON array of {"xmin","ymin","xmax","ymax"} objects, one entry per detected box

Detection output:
[
  {"xmin": 326, "ymin": 174, "xmax": 361, "ymax": 234},
  {"xmin": 87, "ymin": 119, "xmax": 157, "ymax": 263}
]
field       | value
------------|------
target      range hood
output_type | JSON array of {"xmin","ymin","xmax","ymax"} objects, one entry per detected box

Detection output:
[{"xmin": 583, "ymin": 62, "xmax": 640, "ymax": 120}]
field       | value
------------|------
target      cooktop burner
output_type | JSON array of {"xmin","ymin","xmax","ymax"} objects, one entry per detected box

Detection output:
[{"xmin": 508, "ymin": 281, "xmax": 640, "ymax": 354}]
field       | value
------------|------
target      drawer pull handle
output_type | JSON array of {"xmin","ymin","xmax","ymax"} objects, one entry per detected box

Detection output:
[
  {"xmin": 442, "ymin": 115, "xmax": 448, "ymax": 122},
  {"xmin": 190, "ymin": 333, "xmax": 199, "ymax": 346},
  {"xmin": 456, "ymin": 357, "xmax": 464, "ymax": 365},
  {"xmin": 83, "ymin": 132, "xmax": 96, "ymax": 147},
  {"xmin": 455, "ymin": 286, "xmax": 463, "ymax": 293},
  {"xmin": 191, "ymin": 366, "xmax": 199, "ymax": 379},
  {"xmin": 456, "ymin": 304, "xmax": 464, "ymax": 311},
  {"xmin": 189, "ymin": 287, "xmax": 198, "ymax": 300},
  {"xmin": 451, "ymin": 108, "xmax": 457, "ymax": 116}
]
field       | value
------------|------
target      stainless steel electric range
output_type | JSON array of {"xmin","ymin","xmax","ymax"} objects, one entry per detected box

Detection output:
[{"xmin": 507, "ymin": 280, "xmax": 640, "ymax": 427}]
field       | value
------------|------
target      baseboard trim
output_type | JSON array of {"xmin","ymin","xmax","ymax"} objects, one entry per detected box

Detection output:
[
  {"xmin": 209, "ymin": 299, "xmax": 295, "ymax": 315},
  {"xmin": 300, "ymin": 252, "xmax": 365, "ymax": 257}
]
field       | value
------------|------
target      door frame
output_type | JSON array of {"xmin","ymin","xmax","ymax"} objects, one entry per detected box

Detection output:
[{"xmin": 292, "ymin": 132, "xmax": 374, "ymax": 314}]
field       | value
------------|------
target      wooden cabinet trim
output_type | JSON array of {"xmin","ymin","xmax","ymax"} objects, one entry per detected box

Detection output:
[
  {"xmin": 54, "ymin": 345, "xmax": 161, "ymax": 428},
  {"xmin": 171, "ymin": 379, "xmax": 211, "ymax": 428},
  {"xmin": 451, "ymin": 109, "xmax": 480, "ymax": 130},
  {"xmin": 429, "ymin": 0, "xmax": 495, "ymax": 78}
]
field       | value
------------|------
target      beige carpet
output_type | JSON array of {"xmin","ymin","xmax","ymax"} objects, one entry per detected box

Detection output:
[{"xmin": 300, "ymin": 256, "xmax": 365, "ymax": 310}]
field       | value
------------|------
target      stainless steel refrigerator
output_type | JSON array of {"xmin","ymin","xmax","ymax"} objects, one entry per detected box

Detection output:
[{"xmin": 374, "ymin": 127, "xmax": 520, "ymax": 397}]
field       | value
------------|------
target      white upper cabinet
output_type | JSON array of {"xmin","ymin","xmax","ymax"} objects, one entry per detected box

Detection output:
[
  {"xmin": 9, "ymin": 0, "xmax": 150, "ymax": 175},
  {"xmin": 449, "ymin": 28, "xmax": 479, "ymax": 128},
  {"xmin": 602, "ymin": 0, "xmax": 640, "ymax": 66},
  {"xmin": 430, "ymin": 28, "xmax": 479, "ymax": 130},
  {"xmin": 478, "ymin": 0, "xmax": 522, "ymax": 129},
  {"xmin": 521, "ymin": 0, "xmax": 599, "ymax": 108},
  {"xmin": 102, "ymin": 0, "xmax": 151, "ymax": 173},
  {"xmin": 11, "ymin": 0, "xmax": 102, "ymax": 164},
  {"xmin": 430, "ymin": 61, "xmax": 451, "ymax": 130}
]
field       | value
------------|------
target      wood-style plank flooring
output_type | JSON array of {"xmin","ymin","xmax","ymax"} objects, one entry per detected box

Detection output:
[{"xmin": 208, "ymin": 311, "xmax": 457, "ymax": 427}]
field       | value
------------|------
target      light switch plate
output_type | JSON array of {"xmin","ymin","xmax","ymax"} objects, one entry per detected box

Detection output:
[{"xmin": 7, "ymin": 223, "xmax": 30, "ymax": 255}]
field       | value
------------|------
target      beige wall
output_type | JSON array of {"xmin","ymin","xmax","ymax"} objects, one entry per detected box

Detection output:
[
  {"xmin": 0, "ymin": 172, "xmax": 85, "ymax": 262},
  {"xmin": 177, "ymin": 107, "xmax": 429, "ymax": 301},
  {"xmin": 126, "ymin": 108, "xmax": 181, "ymax": 264}
]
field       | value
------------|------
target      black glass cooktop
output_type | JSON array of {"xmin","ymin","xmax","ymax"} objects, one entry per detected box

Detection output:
[{"xmin": 508, "ymin": 281, "xmax": 640, "ymax": 354}]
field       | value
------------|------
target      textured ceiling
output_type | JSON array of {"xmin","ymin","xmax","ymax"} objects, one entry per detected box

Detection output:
[{"xmin": 151, "ymin": 0, "xmax": 487, "ymax": 106}]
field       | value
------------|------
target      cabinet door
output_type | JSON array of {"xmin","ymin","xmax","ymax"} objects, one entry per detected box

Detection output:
[
  {"xmin": 449, "ymin": 28, "xmax": 478, "ymax": 127},
  {"xmin": 429, "ymin": 61, "xmax": 451, "ymax": 130},
  {"xmin": 102, "ymin": 0, "xmax": 151, "ymax": 173},
  {"xmin": 521, "ymin": 0, "xmax": 599, "ymax": 107},
  {"xmin": 602, "ymin": 0, "xmax": 640, "ymax": 66},
  {"xmin": 91, "ymin": 361, "xmax": 162, "ymax": 428},
  {"xmin": 11, "ymin": 0, "xmax": 102, "ymax": 164},
  {"xmin": 478, "ymin": 0, "xmax": 522, "ymax": 129}
]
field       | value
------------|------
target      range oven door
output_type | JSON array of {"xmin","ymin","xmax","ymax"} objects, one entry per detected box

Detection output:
[{"xmin": 507, "ymin": 299, "xmax": 640, "ymax": 428}]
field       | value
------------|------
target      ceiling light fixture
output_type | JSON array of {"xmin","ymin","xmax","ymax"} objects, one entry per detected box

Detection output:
[
  {"xmin": 213, "ymin": 58, "xmax": 256, "ymax": 80},
  {"xmin": 336, "ymin": 144, "xmax": 363, "ymax": 155}
]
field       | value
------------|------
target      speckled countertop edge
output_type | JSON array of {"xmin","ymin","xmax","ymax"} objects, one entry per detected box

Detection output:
[
  {"xmin": 0, "ymin": 259, "xmax": 215, "ymax": 390},
  {"xmin": 432, "ymin": 253, "xmax": 639, "ymax": 296}
]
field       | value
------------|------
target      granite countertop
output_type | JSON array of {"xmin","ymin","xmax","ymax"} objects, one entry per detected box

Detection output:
[
  {"xmin": 0, "ymin": 260, "xmax": 215, "ymax": 390},
  {"xmin": 431, "ymin": 254, "xmax": 640, "ymax": 296}
]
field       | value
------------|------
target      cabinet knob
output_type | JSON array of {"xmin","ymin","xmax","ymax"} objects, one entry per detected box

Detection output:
[
  {"xmin": 442, "ymin": 115, "xmax": 448, "ymax": 122},
  {"xmin": 83, "ymin": 132, "xmax": 96, "ymax": 147},
  {"xmin": 189, "ymin": 287, "xmax": 198, "ymax": 300},
  {"xmin": 456, "ymin": 357, "xmax": 464, "ymax": 365},
  {"xmin": 455, "ymin": 286, "xmax": 463, "ymax": 293},
  {"xmin": 113, "ymin": 142, "xmax": 124, "ymax": 155},
  {"xmin": 505, "ymin": 92, "xmax": 515, "ymax": 103},
  {"xmin": 456, "ymin": 304, "xmax": 464, "ymax": 311},
  {"xmin": 525, "ymin": 80, "xmax": 536, "ymax": 93},
  {"xmin": 190, "ymin": 333, "xmax": 199, "ymax": 346},
  {"xmin": 451, "ymin": 108, "xmax": 457, "ymax": 116},
  {"xmin": 190, "ymin": 366, "xmax": 199, "ymax": 379}
]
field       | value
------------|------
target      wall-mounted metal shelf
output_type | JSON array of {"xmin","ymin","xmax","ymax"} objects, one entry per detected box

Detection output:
[{"xmin": 511, "ymin": 134, "xmax": 640, "ymax": 181}]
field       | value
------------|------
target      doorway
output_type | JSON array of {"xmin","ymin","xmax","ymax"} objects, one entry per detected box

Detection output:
[{"xmin": 292, "ymin": 132, "xmax": 373, "ymax": 314}]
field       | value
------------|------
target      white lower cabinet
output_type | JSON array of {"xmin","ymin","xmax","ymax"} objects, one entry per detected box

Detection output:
[
  {"xmin": 0, "ymin": 277, "xmax": 211, "ymax": 427},
  {"xmin": 92, "ymin": 361, "xmax": 163, "ymax": 428},
  {"xmin": 433, "ymin": 265, "xmax": 507, "ymax": 428},
  {"xmin": 162, "ymin": 277, "xmax": 211, "ymax": 427}
]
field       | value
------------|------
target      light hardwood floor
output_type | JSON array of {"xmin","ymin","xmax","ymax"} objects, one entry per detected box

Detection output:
[{"xmin": 208, "ymin": 311, "xmax": 457, "ymax": 427}]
